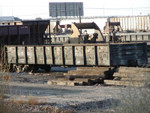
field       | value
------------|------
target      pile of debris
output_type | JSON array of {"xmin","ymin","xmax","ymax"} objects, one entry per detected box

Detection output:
[
  {"xmin": 48, "ymin": 67, "xmax": 114, "ymax": 86},
  {"xmin": 104, "ymin": 67, "xmax": 150, "ymax": 87}
]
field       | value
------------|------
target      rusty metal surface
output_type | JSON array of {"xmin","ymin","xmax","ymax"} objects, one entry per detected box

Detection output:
[
  {"xmin": 75, "ymin": 46, "xmax": 84, "ymax": 65},
  {"xmin": 86, "ymin": 46, "xmax": 95, "ymax": 65},
  {"xmin": 45, "ymin": 46, "xmax": 53, "ymax": 64},
  {"xmin": 97, "ymin": 46, "xmax": 110, "ymax": 66},
  {"xmin": 18, "ymin": 47, "xmax": 26, "ymax": 64},
  {"xmin": 22, "ymin": 20, "xmax": 50, "ymax": 45},
  {"xmin": 0, "ymin": 25, "xmax": 30, "ymax": 36},
  {"xmin": 64, "ymin": 46, "xmax": 73, "ymax": 65},
  {"xmin": 5, "ymin": 43, "xmax": 148, "ymax": 66},
  {"xmin": 36, "ymin": 47, "xmax": 45, "ymax": 64},
  {"xmin": 110, "ymin": 43, "xmax": 147, "ymax": 66},
  {"xmin": 27, "ymin": 46, "xmax": 35, "ymax": 64},
  {"xmin": 0, "ymin": 25, "xmax": 31, "ymax": 45},
  {"xmin": 7, "ymin": 46, "xmax": 16, "ymax": 64},
  {"xmin": 54, "ymin": 46, "xmax": 63, "ymax": 65}
]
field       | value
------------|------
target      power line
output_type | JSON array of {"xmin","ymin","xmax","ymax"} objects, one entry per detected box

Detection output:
[
  {"xmin": 16, "ymin": 13, "xmax": 48, "ymax": 17},
  {"xmin": 85, "ymin": 7, "xmax": 150, "ymax": 10}
]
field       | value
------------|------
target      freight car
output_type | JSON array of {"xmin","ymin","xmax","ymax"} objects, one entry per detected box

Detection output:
[
  {"xmin": 109, "ymin": 15, "xmax": 150, "ymax": 32},
  {"xmin": 5, "ymin": 42, "xmax": 148, "ymax": 72},
  {"xmin": 0, "ymin": 20, "xmax": 50, "ymax": 46}
]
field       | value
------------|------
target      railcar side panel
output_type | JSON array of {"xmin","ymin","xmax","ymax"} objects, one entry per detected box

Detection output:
[
  {"xmin": 45, "ymin": 46, "xmax": 53, "ymax": 64},
  {"xmin": 75, "ymin": 46, "xmax": 84, "ymax": 65},
  {"xmin": 18, "ymin": 47, "xmax": 26, "ymax": 64},
  {"xmin": 54, "ymin": 46, "xmax": 63, "ymax": 65},
  {"xmin": 7, "ymin": 47, "xmax": 16, "ymax": 64},
  {"xmin": 27, "ymin": 46, "xmax": 35, "ymax": 64},
  {"xmin": 36, "ymin": 47, "xmax": 45, "ymax": 64},
  {"xmin": 97, "ymin": 46, "xmax": 110, "ymax": 66},
  {"xmin": 85, "ymin": 46, "xmax": 96, "ymax": 65},
  {"xmin": 64, "ymin": 46, "xmax": 73, "ymax": 65},
  {"xmin": 110, "ymin": 43, "xmax": 147, "ymax": 66}
]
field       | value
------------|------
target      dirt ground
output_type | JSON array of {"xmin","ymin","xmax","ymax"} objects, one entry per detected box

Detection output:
[{"xmin": 1, "ymin": 67, "xmax": 148, "ymax": 113}]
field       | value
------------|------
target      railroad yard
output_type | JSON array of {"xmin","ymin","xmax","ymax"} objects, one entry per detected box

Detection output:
[{"xmin": 0, "ymin": 5, "xmax": 150, "ymax": 113}]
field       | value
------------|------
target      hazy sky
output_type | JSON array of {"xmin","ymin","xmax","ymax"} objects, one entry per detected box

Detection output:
[{"xmin": 0, "ymin": 0, "xmax": 150, "ymax": 19}]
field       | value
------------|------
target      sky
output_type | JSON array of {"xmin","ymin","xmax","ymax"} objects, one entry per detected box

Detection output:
[{"xmin": 0, "ymin": 0, "xmax": 150, "ymax": 19}]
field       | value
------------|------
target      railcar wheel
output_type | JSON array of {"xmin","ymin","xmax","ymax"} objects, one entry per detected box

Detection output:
[
  {"xmin": 9, "ymin": 64, "xmax": 14, "ymax": 72},
  {"xmin": 13, "ymin": 65, "xmax": 23, "ymax": 73}
]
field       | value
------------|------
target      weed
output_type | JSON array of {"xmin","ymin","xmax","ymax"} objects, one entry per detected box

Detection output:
[
  {"xmin": 28, "ymin": 94, "xmax": 39, "ymax": 105},
  {"xmin": 114, "ymin": 84, "xmax": 150, "ymax": 113}
]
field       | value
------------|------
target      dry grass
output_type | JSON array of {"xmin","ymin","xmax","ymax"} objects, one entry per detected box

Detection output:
[
  {"xmin": 7, "ymin": 95, "xmax": 77, "ymax": 113},
  {"xmin": 0, "ymin": 47, "xmax": 11, "ymax": 72},
  {"xmin": 27, "ymin": 95, "xmax": 39, "ymax": 105},
  {"xmin": 12, "ymin": 94, "xmax": 45, "ymax": 105},
  {"xmin": 0, "ymin": 80, "xmax": 76, "ymax": 113},
  {"xmin": 0, "ymin": 48, "xmax": 21, "ymax": 113},
  {"xmin": 114, "ymin": 83, "xmax": 150, "ymax": 113},
  {"xmin": 0, "ymin": 74, "xmax": 11, "ymax": 113},
  {"xmin": 110, "ymin": 66, "xmax": 150, "ymax": 113}
]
